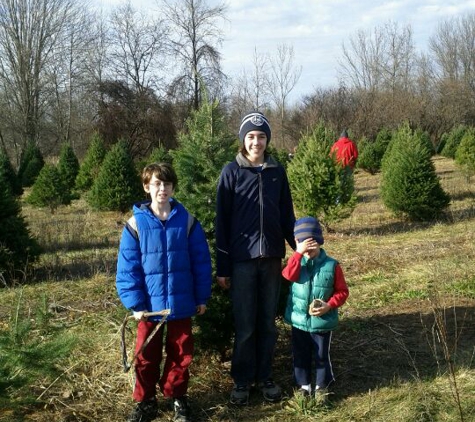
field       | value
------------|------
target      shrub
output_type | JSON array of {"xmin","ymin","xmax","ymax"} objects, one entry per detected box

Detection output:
[
  {"xmin": 87, "ymin": 140, "xmax": 143, "ymax": 213},
  {"xmin": 381, "ymin": 123, "xmax": 450, "ymax": 220},
  {"xmin": 441, "ymin": 125, "xmax": 467, "ymax": 159},
  {"xmin": 357, "ymin": 136, "xmax": 380, "ymax": 174},
  {"xmin": 136, "ymin": 145, "xmax": 173, "ymax": 174},
  {"xmin": 171, "ymin": 99, "xmax": 236, "ymax": 359},
  {"xmin": 0, "ymin": 151, "xmax": 22, "ymax": 196},
  {"xmin": 415, "ymin": 128, "xmax": 435, "ymax": 156},
  {"xmin": 57, "ymin": 143, "xmax": 80, "ymax": 195},
  {"xmin": 75, "ymin": 133, "xmax": 106, "ymax": 192},
  {"xmin": 17, "ymin": 142, "xmax": 44, "ymax": 187},
  {"xmin": 27, "ymin": 164, "xmax": 71, "ymax": 212},
  {"xmin": 287, "ymin": 122, "xmax": 357, "ymax": 226},
  {"xmin": 267, "ymin": 145, "xmax": 291, "ymax": 170},
  {"xmin": 455, "ymin": 127, "xmax": 475, "ymax": 182},
  {"xmin": 0, "ymin": 174, "xmax": 40, "ymax": 284}
]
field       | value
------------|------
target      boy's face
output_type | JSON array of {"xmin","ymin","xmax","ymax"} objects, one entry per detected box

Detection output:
[
  {"xmin": 244, "ymin": 130, "xmax": 267, "ymax": 163},
  {"xmin": 144, "ymin": 174, "xmax": 174, "ymax": 206},
  {"xmin": 304, "ymin": 242, "xmax": 320, "ymax": 259}
]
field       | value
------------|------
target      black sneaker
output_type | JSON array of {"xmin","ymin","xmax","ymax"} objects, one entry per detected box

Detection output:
[
  {"xmin": 127, "ymin": 397, "xmax": 158, "ymax": 422},
  {"xmin": 258, "ymin": 379, "xmax": 282, "ymax": 402},
  {"xmin": 173, "ymin": 396, "xmax": 192, "ymax": 422},
  {"xmin": 229, "ymin": 384, "xmax": 250, "ymax": 405}
]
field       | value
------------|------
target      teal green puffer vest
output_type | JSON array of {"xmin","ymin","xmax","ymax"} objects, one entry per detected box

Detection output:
[{"xmin": 284, "ymin": 249, "xmax": 339, "ymax": 333}]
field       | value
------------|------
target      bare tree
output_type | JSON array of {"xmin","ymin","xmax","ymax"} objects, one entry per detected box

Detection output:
[
  {"xmin": 267, "ymin": 43, "xmax": 302, "ymax": 148},
  {"xmin": 45, "ymin": 4, "xmax": 99, "ymax": 148},
  {"xmin": 429, "ymin": 13, "xmax": 475, "ymax": 127},
  {"xmin": 228, "ymin": 47, "xmax": 271, "ymax": 118},
  {"xmin": 0, "ymin": 0, "xmax": 79, "ymax": 161},
  {"xmin": 161, "ymin": 0, "xmax": 227, "ymax": 110},
  {"xmin": 109, "ymin": 1, "xmax": 168, "ymax": 94},
  {"xmin": 340, "ymin": 21, "xmax": 415, "ymax": 93}
]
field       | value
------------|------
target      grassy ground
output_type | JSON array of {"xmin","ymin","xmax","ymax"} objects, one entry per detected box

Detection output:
[{"xmin": 1, "ymin": 156, "xmax": 474, "ymax": 421}]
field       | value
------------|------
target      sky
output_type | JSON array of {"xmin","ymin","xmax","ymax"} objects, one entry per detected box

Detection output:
[{"xmin": 96, "ymin": 0, "xmax": 475, "ymax": 104}]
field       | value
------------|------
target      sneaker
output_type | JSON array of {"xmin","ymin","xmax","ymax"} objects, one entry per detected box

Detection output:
[
  {"xmin": 127, "ymin": 397, "xmax": 158, "ymax": 422},
  {"xmin": 173, "ymin": 396, "xmax": 191, "ymax": 422},
  {"xmin": 258, "ymin": 379, "xmax": 282, "ymax": 402},
  {"xmin": 230, "ymin": 384, "xmax": 250, "ymax": 405}
]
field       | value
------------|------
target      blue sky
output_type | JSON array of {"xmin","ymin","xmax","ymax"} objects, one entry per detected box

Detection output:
[{"xmin": 98, "ymin": 0, "xmax": 475, "ymax": 103}]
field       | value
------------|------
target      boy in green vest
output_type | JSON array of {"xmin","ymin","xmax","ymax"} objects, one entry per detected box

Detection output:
[{"xmin": 282, "ymin": 217, "xmax": 349, "ymax": 402}]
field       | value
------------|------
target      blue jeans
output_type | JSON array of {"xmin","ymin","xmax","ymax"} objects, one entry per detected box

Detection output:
[
  {"xmin": 292, "ymin": 326, "xmax": 335, "ymax": 389},
  {"xmin": 230, "ymin": 257, "xmax": 282, "ymax": 385}
]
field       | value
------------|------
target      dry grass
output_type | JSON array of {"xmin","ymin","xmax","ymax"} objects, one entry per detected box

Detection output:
[{"xmin": 1, "ymin": 156, "xmax": 474, "ymax": 421}]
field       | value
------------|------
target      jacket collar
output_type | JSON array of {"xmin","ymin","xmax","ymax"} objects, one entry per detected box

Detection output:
[{"xmin": 236, "ymin": 152, "xmax": 279, "ymax": 169}]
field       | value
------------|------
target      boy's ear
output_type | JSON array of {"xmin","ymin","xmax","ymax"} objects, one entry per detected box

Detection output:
[{"xmin": 143, "ymin": 183, "xmax": 150, "ymax": 193}]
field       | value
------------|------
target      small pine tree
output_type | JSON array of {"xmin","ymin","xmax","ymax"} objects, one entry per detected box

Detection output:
[
  {"xmin": 455, "ymin": 128, "xmax": 475, "ymax": 182},
  {"xmin": 287, "ymin": 122, "xmax": 357, "ymax": 226},
  {"xmin": 0, "ymin": 151, "xmax": 22, "ymax": 196},
  {"xmin": 27, "ymin": 164, "xmax": 71, "ymax": 213},
  {"xmin": 17, "ymin": 142, "xmax": 45, "ymax": 187},
  {"xmin": 171, "ymin": 98, "xmax": 236, "ymax": 359},
  {"xmin": 136, "ymin": 145, "xmax": 173, "ymax": 174},
  {"xmin": 267, "ymin": 145, "xmax": 291, "ymax": 169},
  {"xmin": 0, "ymin": 174, "xmax": 40, "ymax": 284},
  {"xmin": 357, "ymin": 136, "xmax": 380, "ymax": 174},
  {"xmin": 381, "ymin": 123, "xmax": 450, "ymax": 220},
  {"xmin": 441, "ymin": 125, "xmax": 467, "ymax": 159},
  {"xmin": 87, "ymin": 140, "xmax": 143, "ymax": 213},
  {"xmin": 57, "ymin": 143, "xmax": 79, "ymax": 197},
  {"xmin": 415, "ymin": 128, "xmax": 434, "ymax": 156},
  {"xmin": 75, "ymin": 133, "xmax": 106, "ymax": 192}
]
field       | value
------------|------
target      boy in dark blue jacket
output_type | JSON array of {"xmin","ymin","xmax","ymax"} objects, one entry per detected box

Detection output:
[
  {"xmin": 216, "ymin": 112, "xmax": 296, "ymax": 405},
  {"xmin": 117, "ymin": 162, "xmax": 212, "ymax": 422}
]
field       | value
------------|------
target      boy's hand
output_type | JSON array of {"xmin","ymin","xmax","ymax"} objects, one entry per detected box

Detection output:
[
  {"xmin": 217, "ymin": 276, "xmax": 230, "ymax": 289},
  {"xmin": 133, "ymin": 310, "xmax": 149, "ymax": 321},
  {"xmin": 196, "ymin": 304, "xmax": 207, "ymax": 315},
  {"xmin": 296, "ymin": 238, "xmax": 319, "ymax": 255},
  {"xmin": 308, "ymin": 300, "xmax": 331, "ymax": 317}
]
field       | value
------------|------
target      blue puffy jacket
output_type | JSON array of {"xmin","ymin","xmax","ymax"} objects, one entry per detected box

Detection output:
[
  {"xmin": 216, "ymin": 153, "xmax": 296, "ymax": 277},
  {"xmin": 116, "ymin": 199, "xmax": 212, "ymax": 321}
]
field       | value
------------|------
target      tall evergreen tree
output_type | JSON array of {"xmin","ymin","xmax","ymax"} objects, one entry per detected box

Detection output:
[
  {"xmin": 455, "ymin": 127, "xmax": 475, "ymax": 182},
  {"xmin": 75, "ymin": 133, "xmax": 107, "ymax": 192},
  {"xmin": 27, "ymin": 164, "xmax": 71, "ymax": 213},
  {"xmin": 0, "ymin": 174, "xmax": 40, "ymax": 285},
  {"xmin": 57, "ymin": 143, "xmax": 80, "ymax": 195},
  {"xmin": 381, "ymin": 123, "xmax": 450, "ymax": 220},
  {"xmin": 171, "ymin": 99, "xmax": 235, "ymax": 359},
  {"xmin": 287, "ymin": 122, "xmax": 357, "ymax": 225},
  {"xmin": 17, "ymin": 142, "xmax": 45, "ymax": 187},
  {"xmin": 87, "ymin": 140, "xmax": 143, "ymax": 213},
  {"xmin": 0, "ymin": 151, "xmax": 22, "ymax": 196}
]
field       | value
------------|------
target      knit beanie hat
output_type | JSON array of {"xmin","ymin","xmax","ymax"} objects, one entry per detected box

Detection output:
[
  {"xmin": 294, "ymin": 216, "xmax": 324, "ymax": 245},
  {"xmin": 238, "ymin": 112, "xmax": 271, "ymax": 144}
]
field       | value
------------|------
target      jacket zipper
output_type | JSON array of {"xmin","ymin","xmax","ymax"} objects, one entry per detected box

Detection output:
[{"xmin": 258, "ymin": 172, "xmax": 264, "ymax": 256}]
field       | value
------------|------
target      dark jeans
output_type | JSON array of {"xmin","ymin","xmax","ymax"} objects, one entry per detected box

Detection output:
[
  {"xmin": 292, "ymin": 326, "xmax": 334, "ymax": 389},
  {"xmin": 230, "ymin": 257, "xmax": 282, "ymax": 385}
]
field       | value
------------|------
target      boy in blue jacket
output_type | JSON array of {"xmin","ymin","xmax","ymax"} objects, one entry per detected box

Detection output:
[{"xmin": 116, "ymin": 162, "xmax": 212, "ymax": 422}]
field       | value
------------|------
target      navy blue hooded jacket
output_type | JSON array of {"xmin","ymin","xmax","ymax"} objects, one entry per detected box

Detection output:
[
  {"xmin": 216, "ymin": 153, "xmax": 296, "ymax": 277},
  {"xmin": 116, "ymin": 199, "xmax": 212, "ymax": 321}
]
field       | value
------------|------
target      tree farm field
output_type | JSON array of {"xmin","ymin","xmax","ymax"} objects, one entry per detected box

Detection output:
[{"xmin": 1, "ymin": 156, "xmax": 474, "ymax": 422}]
